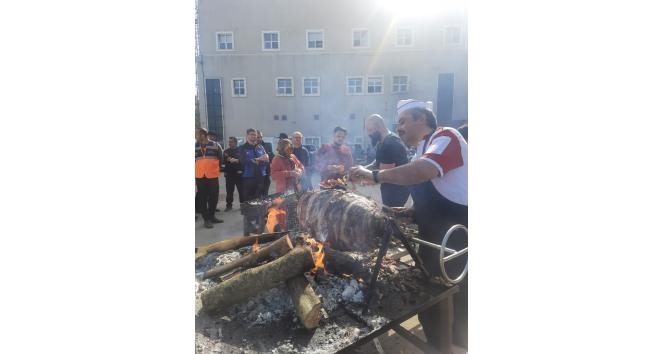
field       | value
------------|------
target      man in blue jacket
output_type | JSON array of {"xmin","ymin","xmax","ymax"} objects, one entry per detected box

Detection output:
[{"xmin": 238, "ymin": 128, "xmax": 270, "ymax": 235}]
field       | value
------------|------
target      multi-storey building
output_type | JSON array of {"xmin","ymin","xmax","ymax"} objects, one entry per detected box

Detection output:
[{"xmin": 196, "ymin": 0, "xmax": 467, "ymax": 148}]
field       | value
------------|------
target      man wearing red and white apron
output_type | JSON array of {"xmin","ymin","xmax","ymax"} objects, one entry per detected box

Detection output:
[{"xmin": 350, "ymin": 99, "xmax": 468, "ymax": 351}]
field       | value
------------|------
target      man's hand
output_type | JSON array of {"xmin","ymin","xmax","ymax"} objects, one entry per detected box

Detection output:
[{"xmin": 348, "ymin": 165, "xmax": 375, "ymax": 184}]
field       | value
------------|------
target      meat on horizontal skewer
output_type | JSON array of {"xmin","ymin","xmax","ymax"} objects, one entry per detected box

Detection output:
[{"xmin": 297, "ymin": 190, "xmax": 391, "ymax": 251}]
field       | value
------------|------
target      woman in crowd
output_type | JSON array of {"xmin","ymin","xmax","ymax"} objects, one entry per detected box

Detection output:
[{"xmin": 270, "ymin": 138, "xmax": 305, "ymax": 193}]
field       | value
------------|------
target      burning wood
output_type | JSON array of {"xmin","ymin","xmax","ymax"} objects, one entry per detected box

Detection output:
[
  {"xmin": 302, "ymin": 234, "xmax": 326, "ymax": 272},
  {"xmin": 200, "ymin": 246, "xmax": 314, "ymax": 315},
  {"xmin": 297, "ymin": 189, "xmax": 392, "ymax": 251},
  {"xmin": 195, "ymin": 231, "xmax": 288, "ymax": 259},
  {"xmin": 201, "ymin": 235, "xmax": 293, "ymax": 280}
]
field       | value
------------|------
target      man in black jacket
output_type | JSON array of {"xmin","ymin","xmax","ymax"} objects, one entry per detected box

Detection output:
[
  {"xmin": 222, "ymin": 136, "xmax": 243, "ymax": 211},
  {"xmin": 364, "ymin": 114, "xmax": 411, "ymax": 207},
  {"xmin": 256, "ymin": 130, "xmax": 274, "ymax": 196}
]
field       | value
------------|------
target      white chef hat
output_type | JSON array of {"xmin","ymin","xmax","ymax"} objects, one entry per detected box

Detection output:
[{"xmin": 396, "ymin": 99, "xmax": 434, "ymax": 116}]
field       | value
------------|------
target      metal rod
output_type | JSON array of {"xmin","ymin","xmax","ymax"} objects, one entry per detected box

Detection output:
[
  {"xmin": 410, "ymin": 237, "xmax": 459, "ymax": 254},
  {"xmin": 443, "ymin": 247, "xmax": 468, "ymax": 262}
]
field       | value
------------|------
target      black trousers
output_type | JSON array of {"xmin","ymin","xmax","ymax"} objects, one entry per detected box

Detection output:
[
  {"xmin": 225, "ymin": 174, "xmax": 243, "ymax": 207},
  {"xmin": 242, "ymin": 176, "xmax": 264, "ymax": 202},
  {"xmin": 263, "ymin": 175, "xmax": 271, "ymax": 197},
  {"xmin": 195, "ymin": 177, "xmax": 219, "ymax": 221},
  {"xmin": 417, "ymin": 202, "xmax": 468, "ymax": 350}
]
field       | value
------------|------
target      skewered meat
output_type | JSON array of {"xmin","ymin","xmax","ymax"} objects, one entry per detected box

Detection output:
[
  {"xmin": 319, "ymin": 175, "xmax": 348, "ymax": 189},
  {"xmin": 297, "ymin": 190, "xmax": 391, "ymax": 251}
]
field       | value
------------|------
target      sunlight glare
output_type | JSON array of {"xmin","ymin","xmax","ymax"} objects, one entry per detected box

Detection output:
[{"xmin": 377, "ymin": 0, "xmax": 465, "ymax": 20}]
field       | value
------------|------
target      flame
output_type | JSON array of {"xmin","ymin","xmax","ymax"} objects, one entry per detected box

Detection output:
[
  {"xmin": 303, "ymin": 235, "xmax": 326, "ymax": 272},
  {"xmin": 265, "ymin": 206, "xmax": 287, "ymax": 233},
  {"xmin": 252, "ymin": 238, "xmax": 260, "ymax": 253}
]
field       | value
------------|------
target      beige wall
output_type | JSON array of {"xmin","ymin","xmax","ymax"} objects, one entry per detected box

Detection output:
[{"xmin": 197, "ymin": 0, "xmax": 467, "ymax": 145}]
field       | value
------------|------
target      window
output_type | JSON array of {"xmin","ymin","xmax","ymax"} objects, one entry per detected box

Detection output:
[
  {"xmin": 302, "ymin": 77, "xmax": 320, "ymax": 96},
  {"xmin": 304, "ymin": 136, "xmax": 321, "ymax": 147},
  {"xmin": 306, "ymin": 30, "xmax": 324, "ymax": 49},
  {"xmin": 367, "ymin": 76, "xmax": 383, "ymax": 94},
  {"xmin": 273, "ymin": 115, "xmax": 279, "ymax": 120},
  {"xmin": 314, "ymin": 114, "xmax": 320, "ymax": 120},
  {"xmin": 262, "ymin": 31, "xmax": 280, "ymax": 50},
  {"xmin": 349, "ymin": 113, "xmax": 356, "ymax": 120},
  {"xmin": 275, "ymin": 77, "xmax": 294, "ymax": 96},
  {"xmin": 392, "ymin": 75, "xmax": 409, "ymax": 93},
  {"xmin": 395, "ymin": 27, "xmax": 413, "ymax": 47},
  {"xmin": 216, "ymin": 32, "xmax": 234, "ymax": 50},
  {"xmin": 281, "ymin": 115, "xmax": 287, "ymax": 121},
  {"xmin": 347, "ymin": 77, "xmax": 363, "ymax": 95},
  {"xmin": 352, "ymin": 29, "xmax": 369, "ymax": 48},
  {"xmin": 231, "ymin": 78, "xmax": 246, "ymax": 97},
  {"xmin": 445, "ymin": 26, "xmax": 462, "ymax": 45}
]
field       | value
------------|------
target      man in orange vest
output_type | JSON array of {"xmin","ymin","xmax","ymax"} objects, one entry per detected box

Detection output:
[{"xmin": 195, "ymin": 128, "xmax": 224, "ymax": 229}]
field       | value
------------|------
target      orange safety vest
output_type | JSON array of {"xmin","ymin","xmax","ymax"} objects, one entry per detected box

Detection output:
[{"xmin": 195, "ymin": 141, "xmax": 222, "ymax": 178}]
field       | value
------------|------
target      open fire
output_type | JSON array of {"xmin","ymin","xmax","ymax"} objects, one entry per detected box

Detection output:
[
  {"xmin": 196, "ymin": 189, "xmax": 440, "ymax": 354},
  {"xmin": 303, "ymin": 234, "xmax": 326, "ymax": 272}
]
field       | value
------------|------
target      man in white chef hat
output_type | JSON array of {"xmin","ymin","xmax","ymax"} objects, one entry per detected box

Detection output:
[{"xmin": 350, "ymin": 99, "xmax": 468, "ymax": 350}]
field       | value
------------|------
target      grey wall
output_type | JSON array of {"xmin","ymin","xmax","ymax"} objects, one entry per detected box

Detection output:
[{"xmin": 197, "ymin": 0, "xmax": 468, "ymax": 145}]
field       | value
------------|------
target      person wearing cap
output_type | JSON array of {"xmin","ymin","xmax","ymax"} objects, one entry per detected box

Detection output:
[
  {"xmin": 363, "ymin": 114, "xmax": 411, "ymax": 207},
  {"xmin": 349, "ymin": 99, "xmax": 468, "ymax": 350},
  {"xmin": 195, "ymin": 128, "xmax": 224, "ymax": 229}
]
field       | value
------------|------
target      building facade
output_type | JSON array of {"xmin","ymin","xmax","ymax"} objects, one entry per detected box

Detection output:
[{"xmin": 196, "ymin": 0, "xmax": 467, "ymax": 148}]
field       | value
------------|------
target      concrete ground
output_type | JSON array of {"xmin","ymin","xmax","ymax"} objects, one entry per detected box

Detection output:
[{"xmin": 195, "ymin": 173, "xmax": 466, "ymax": 353}]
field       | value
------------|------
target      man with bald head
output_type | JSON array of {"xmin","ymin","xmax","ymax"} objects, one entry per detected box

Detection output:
[{"xmin": 364, "ymin": 114, "xmax": 410, "ymax": 207}]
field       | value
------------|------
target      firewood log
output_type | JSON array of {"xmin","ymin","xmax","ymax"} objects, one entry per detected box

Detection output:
[
  {"xmin": 323, "ymin": 247, "xmax": 371, "ymax": 280},
  {"xmin": 202, "ymin": 235, "xmax": 293, "ymax": 280},
  {"xmin": 201, "ymin": 246, "xmax": 314, "ymax": 315},
  {"xmin": 285, "ymin": 276, "xmax": 321, "ymax": 330},
  {"xmin": 195, "ymin": 231, "xmax": 288, "ymax": 259}
]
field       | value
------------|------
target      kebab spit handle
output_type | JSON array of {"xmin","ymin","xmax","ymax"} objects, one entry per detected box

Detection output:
[
  {"xmin": 439, "ymin": 224, "xmax": 468, "ymax": 286},
  {"xmin": 409, "ymin": 224, "xmax": 468, "ymax": 286}
]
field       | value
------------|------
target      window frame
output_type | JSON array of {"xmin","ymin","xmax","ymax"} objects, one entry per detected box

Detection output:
[
  {"xmin": 346, "ymin": 76, "xmax": 364, "ymax": 95},
  {"xmin": 305, "ymin": 29, "xmax": 325, "ymax": 50},
  {"xmin": 366, "ymin": 75, "xmax": 384, "ymax": 95},
  {"xmin": 231, "ymin": 77, "xmax": 247, "ymax": 97},
  {"xmin": 216, "ymin": 31, "xmax": 234, "ymax": 51},
  {"xmin": 392, "ymin": 75, "xmax": 410, "ymax": 94},
  {"xmin": 302, "ymin": 77, "xmax": 321, "ymax": 96},
  {"xmin": 395, "ymin": 27, "xmax": 414, "ymax": 47},
  {"xmin": 275, "ymin": 77, "xmax": 294, "ymax": 97},
  {"xmin": 304, "ymin": 136, "xmax": 321, "ymax": 148},
  {"xmin": 351, "ymin": 28, "xmax": 369, "ymax": 48},
  {"xmin": 261, "ymin": 30, "xmax": 280, "ymax": 51},
  {"xmin": 444, "ymin": 26, "xmax": 462, "ymax": 46}
]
